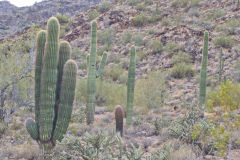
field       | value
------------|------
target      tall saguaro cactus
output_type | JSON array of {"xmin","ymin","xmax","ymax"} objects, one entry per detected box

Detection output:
[
  {"xmin": 86, "ymin": 21, "xmax": 107, "ymax": 125},
  {"xmin": 199, "ymin": 31, "xmax": 208, "ymax": 105},
  {"xmin": 126, "ymin": 46, "xmax": 136, "ymax": 125},
  {"xmin": 26, "ymin": 17, "xmax": 77, "ymax": 152}
]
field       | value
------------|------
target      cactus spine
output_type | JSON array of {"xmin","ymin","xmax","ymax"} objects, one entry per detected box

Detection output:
[
  {"xmin": 26, "ymin": 17, "xmax": 77, "ymax": 152},
  {"xmin": 199, "ymin": 31, "xmax": 208, "ymax": 105},
  {"xmin": 115, "ymin": 105, "xmax": 124, "ymax": 137},
  {"xmin": 219, "ymin": 48, "xmax": 224, "ymax": 83},
  {"xmin": 86, "ymin": 21, "xmax": 107, "ymax": 125},
  {"xmin": 126, "ymin": 46, "xmax": 136, "ymax": 125}
]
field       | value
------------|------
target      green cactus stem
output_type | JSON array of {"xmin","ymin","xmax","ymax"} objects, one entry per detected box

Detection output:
[
  {"xmin": 126, "ymin": 46, "xmax": 136, "ymax": 125},
  {"xmin": 86, "ymin": 22, "xmax": 107, "ymax": 125},
  {"xmin": 199, "ymin": 31, "xmax": 208, "ymax": 105},
  {"xmin": 115, "ymin": 105, "xmax": 124, "ymax": 137},
  {"xmin": 53, "ymin": 60, "xmax": 77, "ymax": 143},
  {"xmin": 35, "ymin": 30, "xmax": 46, "ymax": 127},
  {"xmin": 26, "ymin": 119, "xmax": 39, "ymax": 140}
]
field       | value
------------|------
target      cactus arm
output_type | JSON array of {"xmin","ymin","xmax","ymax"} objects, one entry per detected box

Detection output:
[
  {"xmin": 96, "ymin": 52, "xmax": 107, "ymax": 78},
  {"xmin": 86, "ymin": 21, "xmax": 97, "ymax": 125},
  {"xmin": 115, "ymin": 105, "xmax": 124, "ymax": 137},
  {"xmin": 26, "ymin": 119, "xmax": 39, "ymax": 140},
  {"xmin": 126, "ymin": 46, "xmax": 136, "ymax": 125},
  {"xmin": 52, "ymin": 60, "xmax": 77, "ymax": 143},
  {"xmin": 39, "ymin": 17, "xmax": 60, "ymax": 141},
  {"xmin": 199, "ymin": 31, "xmax": 208, "ymax": 105},
  {"xmin": 35, "ymin": 30, "xmax": 46, "ymax": 127}
]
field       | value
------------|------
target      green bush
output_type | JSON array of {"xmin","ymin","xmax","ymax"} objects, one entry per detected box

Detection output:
[
  {"xmin": 164, "ymin": 42, "xmax": 181, "ymax": 54},
  {"xmin": 127, "ymin": 0, "xmax": 141, "ymax": 6},
  {"xmin": 132, "ymin": 34, "xmax": 144, "ymax": 46},
  {"xmin": 205, "ymin": 9, "xmax": 225, "ymax": 20},
  {"xmin": 88, "ymin": 9, "xmax": 99, "ymax": 20},
  {"xmin": 171, "ymin": 52, "xmax": 192, "ymax": 65},
  {"xmin": 98, "ymin": 28, "xmax": 115, "ymax": 47},
  {"xmin": 135, "ymin": 70, "xmax": 167, "ymax": 110},
  {"xmin": 97, "ymin": 1, "xmax": 112, "ymax": 13},
  {"xmin": 144, "ymin": 0, "xmax": 153, "ymax": 5},
  {"xmin": 121, "ymin": 31, "xmax": 132, "ymax": 44},
  {"xmin": 170, "ymin": 63, "xmax": 195, "ymax": 79},
  {"xmin": 104, "ymin": 65, "xmax": 125, "ymax": 82},
  {"xmin": 215, "ymin": 18, "xmax": 240, "ymax": 35},
  {"xmin": 56, "ymin": 13, "xmax": 69, "ymax": 24},
  {"xmin": 75, "ymin": 78, "xmax": 126, "ymax": 110},
  {"xmin": 213, "ymin": 35, "xmax": 235, "ymax": 48},
  {"xmin": 132, "ymin": 14, "xmax": 149, "ymax": 27},
  {"xmin": 136, "ymin": 4, "xmax": 147, "ymax": 11},
  {"xmin": 148, "ymin": 39, "xmax": 163, "ymax": 54}
]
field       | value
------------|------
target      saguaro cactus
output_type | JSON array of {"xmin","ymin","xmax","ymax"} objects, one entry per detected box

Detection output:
[
  {"xmin": 219, "ymin": 48, "xmax": 224, "ymax": 83},
  {"xmin": 115, "ymin": 105, "xmax": 124, "ymax": 137},
  {"xmin": 86, "ymin": 21, "xmax": 107, "ymax": 125},
  {"xmin": 126, "ymin": 46, "xmax": 136, "ymax": 125},
  {"xmin": 199, "ymin": 31, "xmax": 208, "ymax": 105},
  {"xmin": 26, "ymin": 17, "xmax": 77, "ymax": 152}
]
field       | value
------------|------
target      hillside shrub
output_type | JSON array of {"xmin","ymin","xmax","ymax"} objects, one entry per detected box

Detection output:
[
  {"xmin": 170, "ymin": 63, "xmax": 195, "ymax": 79},
  {"xmin": 132, "ymin": 14, "xmax": 149, "ymax": 27},
  {"xmin": 213, "ymin": 35, "xmax": 235, "ymax": 48},
  {"xmin": 147, "ymin": 39, "xmax": 163, "ymax": 54}
]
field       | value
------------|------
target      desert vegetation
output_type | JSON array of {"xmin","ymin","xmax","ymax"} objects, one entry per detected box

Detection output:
[{"xmin": 0, "ymin": 0, "xmax": 240, "ymax": 159}]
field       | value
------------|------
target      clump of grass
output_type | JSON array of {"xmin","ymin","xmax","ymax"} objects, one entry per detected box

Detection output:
[{"xmin": 213, "ymin": 35, "xmax": 236, "ymax": 48}]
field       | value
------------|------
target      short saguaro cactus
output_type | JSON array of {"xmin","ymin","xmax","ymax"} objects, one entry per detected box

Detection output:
[{"xmin": 25, "ymin": 17, "xmax": 77, "ymax": 152}]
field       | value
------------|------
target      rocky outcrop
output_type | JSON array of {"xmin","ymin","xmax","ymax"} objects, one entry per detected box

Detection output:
[{"xmin": 0, "ymin": 0, "xmax": 104, "ymax": 39}]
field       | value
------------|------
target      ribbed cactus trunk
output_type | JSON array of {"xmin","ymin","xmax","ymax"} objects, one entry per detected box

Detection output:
[
  {"xmin": 86, "ymin": 21, "xmax": 97, "ymax": 125},
  {"xmin": 86, "ymin": 22, "xmax": 107, "ymax": 125},
  {"xmin": 219, "ymin": 48, "xmax": 224, "ymax": 83},
  {"xmin": 126, "ymin": 46, "xmax": 136, "ymax": 125},
  {"xmin": 199, "ymin": 31, "xmax": 208, "ymax": 105},
  {"xmin": 52, "ymin": 60, "xmax": 77, "ymax": 143},
  {"xmin": 35, "ymin": 30, "xmax": 46, "ymax": 127},
  {"xmin": 39, "ymin": 17, "xmax": 59, "ymax": 142},
  {"xmin": 115, "ymin": 105, "xmax": 124, "ymax": 137},
  {"xmin": 26, "ymin": 17, "xmax": 77, "ymax": 153}
]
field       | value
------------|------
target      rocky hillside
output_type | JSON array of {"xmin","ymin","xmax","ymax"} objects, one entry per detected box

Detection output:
[{"xmin": 0, "ymin": 0, "xmax": 104, "ymax": 39}]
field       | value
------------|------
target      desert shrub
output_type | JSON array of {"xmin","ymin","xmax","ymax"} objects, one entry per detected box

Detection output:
[
  {"xmin": 148, "ymin": 14, "xmax": 162, "ymax": 23},
  {"xmin": 51, "ymin": 132, "xmax": 145, "ymax": 159},
  {"xmin": 206, "ymin": 81, "xmax": 240, "ymax": 157},
  {"xmin": 88, "ymin": 9, "xmax": 99, "ymax": 20},
  {"xmin": 215, "ymin": 18, "xmax": 240, "ymax": 35},
  {"xmin": 136, "ymin": 50, "xmax": 147, "ymax": 62},
  {"xmin": 171, "ymin": 51, "xmax": 192, "ymax": 65},
  {"xmin": 213, "ymin": 35, "xmax": 235, "ymax": 48},
  {"xmin": 136, "ymin": 4, "xmax": 147, "ymax": 11},
  {"xmin": 164, "ymin": 42, "xmax": 181, "ymax": 54},
  {"xmin": 75, "ymin": 78, "xmax": 126, "ymax": 110},
  {"xmin": 147, "ymin": 39, "xmax": 163, "ymax": 54},
  {"xmin": 161, "ymin": 17, "xmax": 170, "ymax": 26},
  {"xmin": 152, "ymin": 118, "xmax": 171, "ymax": 136},
  {"xmin": 170, "ymin": 63, "xmax": 195, "ymax": 79},
  {"xmin": 205, "ymin": 9, "xmax": 225, "ymax": 20},
  {"xmin": 98, "ymin": 28, "xmax": 115, "ymax": 48},
  {"xmin": 0, "ymin": 122, "xmax": 7, "ymax": 138},
  {"xmin": 148, "ymin": 28, "xmax": 156, "ymax": 34},
  {"xmin": 132, "ymin": 14, "xmax": 149, "ymax": 27},
  {"xmin": 132, "ymin": 34, "xmax": 144, "ymax": 46},
  {"xmin": 127, "ymin": 0, "xmax": 141, "ymax": 6},
  {"xmin": 135, "ymin": 70, "xmax": 167, "ymax": 110},
  {"xmin": 104, "ymin": 65, "xmax": 125, "ymax": 82},
  {"xmin": 56, "ymin": 13, "xmax": 69, "ymax": 24},
  {"xmin": 97, "ymin": 1, "xmax": 112, "ymax": 13},
  {"xmin": 144, "ymin": 0, "xmax": 153, "ymax": 5},
  {"xmin": 171, "ymin": 0, "xmax": 188, "ymax": 8},
  {"xmin": 121, "ymin": 31, "xmax": 132, "ymax": 44}
]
